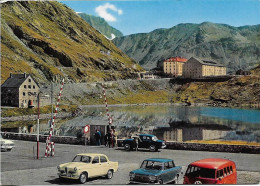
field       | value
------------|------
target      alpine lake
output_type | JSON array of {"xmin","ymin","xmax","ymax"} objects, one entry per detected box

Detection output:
[{"xmin": 58, "ymin": 104, "xmax": 260, "ymax": 143}]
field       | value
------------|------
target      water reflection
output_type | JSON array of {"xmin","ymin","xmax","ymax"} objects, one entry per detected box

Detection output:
[{"xmin": 58, "ymin": 105, "xmax": 260, "ymax": 142}]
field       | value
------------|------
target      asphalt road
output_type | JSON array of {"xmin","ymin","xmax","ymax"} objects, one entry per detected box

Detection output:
[{"xmin": 1, "ymin": 140, "xmax": 260, "ymax": 185}]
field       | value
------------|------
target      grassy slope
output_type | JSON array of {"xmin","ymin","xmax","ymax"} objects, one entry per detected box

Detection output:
[{"xmin": 1, "ymin": 1, "xmax": 142, "ymax": 84}]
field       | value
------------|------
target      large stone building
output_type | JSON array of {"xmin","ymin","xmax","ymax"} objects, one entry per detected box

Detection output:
[
  {"xmin": 162, "ymin": 127, "xmax": 229, "ymax": 142},
  {"xmin": 183, "ymin": 57, "xmax": 226, "ymax": 78},
  {"xmin": 1, "ymin": 73, "xmax": 40, "ymax": 108},
  {"xmin": 163, "ymin": 56, "xmax": 188, "ymax": 77}
]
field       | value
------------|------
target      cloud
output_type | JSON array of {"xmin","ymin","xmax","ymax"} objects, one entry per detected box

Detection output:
[{"xmin": 95, "ymin": 3, "xmax": 123, "ymax": 22}]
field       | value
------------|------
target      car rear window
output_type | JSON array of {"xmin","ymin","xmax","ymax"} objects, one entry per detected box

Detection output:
[{"xmin": 100, "ymin": 156, "xmax": 107, "ymax": 163}]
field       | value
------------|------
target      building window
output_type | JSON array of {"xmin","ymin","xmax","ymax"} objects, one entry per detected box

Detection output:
[
  {"xmin": 24, "ymin": 85, "xmax": 27, "ymax": 89},
  {"xmin": 28, "ymin": 79, "xmax": 31, "ymax": 82},
  {"xmin": 33, "ymin": 85, "xmax": 35, "ymax": 89},
  {"xmin": 23, "ymin": 92, "xmax": 25, "ymax": 96},
  {"xmin": 28, "ymin": 85, "xmax": 31, "ymax": 89}
]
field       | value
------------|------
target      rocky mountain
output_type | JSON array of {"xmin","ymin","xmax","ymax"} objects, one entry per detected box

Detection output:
[
  {"xmin": 1, "ymin": 1, "xmax": 142, "ymax": 84},
  {"xmin": 113, "ymin": 22, "xmax": 260, "ymax": 72},
  {"xmin": 78, "ymin": 13, "xmax": 123, "ymax": 40}
]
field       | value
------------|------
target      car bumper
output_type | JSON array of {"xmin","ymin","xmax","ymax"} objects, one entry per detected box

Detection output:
[
  {"xmin": 129, "ymin": 181, "xmax": 160, "ymax": 184},
  {"xmin": 58, "ymin": 173, "xmax": 79, "ymax": 180},
  {"xmin": 1, "ymin": 145, "xmax": 14, "ymax": 151},
  {"xmin": 161, "ymin": 144, "xmax": 166, "ymax": 149}
]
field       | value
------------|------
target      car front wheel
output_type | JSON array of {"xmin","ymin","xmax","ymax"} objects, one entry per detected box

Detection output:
[
  {"xmin": 149, "ymin": 145, "xmax": 157, "ymax": 152},
  {"xmin": 106, "ymin": 170, "xmax": 113, "ymax": 179},
  {"xmin": 59, "ymin": 176, "xmax": 65, "ymax": 182},
  {"xmin": 158, "ymin": 179, "xmax": 164, "ymax": 184},
  {"xmin": 79, "ymin": 172, "xmax": 88, "ymax": 184},
  {"xmin": 124, "ymin": 144, "xmax": 131, "ymax": 151}
]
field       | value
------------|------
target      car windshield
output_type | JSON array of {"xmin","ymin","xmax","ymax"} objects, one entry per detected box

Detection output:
[
  {"xmin": 185, "ymin": 165, "xmax": 216, "ymax": 179},
  {"xmin": 152, "ymin": 136, "xmax": 158, "ymax": 141},
  {"xmin": 72, "ymin": 155, "xmax": 91, "ymax": 163},
  {"xmin": 141, "ymin": 160, "xmax": 164, "ymax": 170}
]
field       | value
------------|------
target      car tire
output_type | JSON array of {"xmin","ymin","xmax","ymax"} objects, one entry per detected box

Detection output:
[
  {"xmin": 194, "ymin": 180, "xmax": 202, "ymax": 184},
  {"xmin": 79, "ymin": 172, "xmax": 88, "ymax": 184},
  {"xmin": 149, "ymin": 145, "xmax": 157, "ymax": 152},
  {"xmin": 59, "ymin": 176, "xmax": 67, "ymax": 182},
  {"xmin": 106, "ymin": 170, "xmax": 113, "ymax": 179},
  {"xmin": 158, "ymin": 179, "xmax": 164, "ymax": 184},
  {"xmin": 124, "ymin": 144, "xmax": 131, "ymax": 151}
]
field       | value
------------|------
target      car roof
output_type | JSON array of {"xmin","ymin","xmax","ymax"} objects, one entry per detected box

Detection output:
[
  {"xmin": 144, "ymin": 158, "xmax": 173, "ymax": 163},
  {"xmin": 140, "ymin": 134, "xmax": 155, "ymax": 137},
  {"xmin": 76, "ymin": 153, "xmax": 107, "ymax": 157},
  {"xmin": 190, "ymin": 158, "xmax": 235, "ymax": 169}
]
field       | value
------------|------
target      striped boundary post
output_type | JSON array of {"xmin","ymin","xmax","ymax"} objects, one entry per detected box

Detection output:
[
  {"xmin": 51, "ymin": 142, "xmax": 54, "ymax": 156},
  {"xmin": 45, "ymin": 79, "xmax": 64, "ymax": 157},
  {"xmin": 102, "ymin": 83, "xmax": 112, "ymax": 126}
]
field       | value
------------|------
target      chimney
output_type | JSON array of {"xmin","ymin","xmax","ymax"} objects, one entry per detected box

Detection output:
[
  {"xmin": 24, "ymin": 73, "xmax": 26, "ymax": 78},
  {"xmin": 10, "ymin": 73, "xmax": 13, "ymax": 78}
]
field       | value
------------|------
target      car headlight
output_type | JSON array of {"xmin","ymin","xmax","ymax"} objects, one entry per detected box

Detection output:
[
  {"xmin": 129, "ymin": 172, "xmax": 135, "ymax": 178},
  {"xmin": 57, "ymin": 166, "xmax": 60, "ymax": 170},
  {"xmin": 74, "ymin": 167, "xmax": 77, "ymax": 171},
  {"xmin": 149, "ymin": 175, "xmax": 157, "ymax": 181}
]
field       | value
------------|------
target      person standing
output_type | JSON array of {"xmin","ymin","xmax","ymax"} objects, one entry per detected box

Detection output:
[
  {"xmin": 108, "ymin": 130, "xmax": 112, "ymax": 148},
  {"xmin": 94, "ymin": 129, "xmax": 101, "ymax": 146},
  {"xmin": 98, "ymin": 129, "xmax": 102, "ymax": 146}
]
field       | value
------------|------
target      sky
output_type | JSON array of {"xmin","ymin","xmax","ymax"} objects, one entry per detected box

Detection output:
[{"xmin": 61, "ymin": 0, "xmax": 260, "ymax": 36}]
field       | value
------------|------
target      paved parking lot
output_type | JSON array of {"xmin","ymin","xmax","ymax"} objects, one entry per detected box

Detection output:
[{"xmin": 1, "ymin": 140, "xmax": 260, "ymax": 185}]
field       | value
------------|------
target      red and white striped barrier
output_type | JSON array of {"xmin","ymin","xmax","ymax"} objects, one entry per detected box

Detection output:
[
  {"xmin": 45, "ymin": 79, "xmax": 64, "ymax": 157},
  {"xmin": 51, "ymin": 142, "xmax": 54, "ymax": 156},
  {"xmin": 102, "ymin": 83, "xmax": 112, "ymax": 126}
]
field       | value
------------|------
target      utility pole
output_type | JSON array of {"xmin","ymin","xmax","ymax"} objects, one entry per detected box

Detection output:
[
  {"xmin": 37, "ymin": 92, "xmax": 41, "ymax": 160},
  {"xmin": 51, "ymin": 83, "xmax": 53, "ymax": 134}
]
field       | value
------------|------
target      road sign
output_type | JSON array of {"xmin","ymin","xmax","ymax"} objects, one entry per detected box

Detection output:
[{"xmin": 84, "ymin": 125, "xmax": 90, "ymax": 134}]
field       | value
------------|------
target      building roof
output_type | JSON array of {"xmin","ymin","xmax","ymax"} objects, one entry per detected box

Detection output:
[
  {"xmin": 190, "ymin": 158, "xmax": 235, "ymax": 169},
  {"xmin": 164, "ymin": 56, "xmax": 187, "ymax": 63},
  {"xmin": 190, "ymin": 57, "xmax": 225, "ymax": 67},
  {"xmin": 1, "ymin": 74, "xmax": 30, "ymax": 88}
]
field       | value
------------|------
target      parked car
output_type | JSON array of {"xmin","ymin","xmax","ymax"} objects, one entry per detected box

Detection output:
[
  {"xmin": 129, "ymin": 158, "xmax": 182, "ymax": 184},
  {"xmin": 57, "ymin": 153, "xmax": 118, "ymax": 183},
  {"xmin": 0, "ymin": 134, "xmax": 14, "ymax": 152},
  {"xmin": 123, "ymin": 134, "xmax": 166, "ymax": 152},
  {"xmin": 183, "ymin": 158, "xmax": 237, "ymax": 184}
]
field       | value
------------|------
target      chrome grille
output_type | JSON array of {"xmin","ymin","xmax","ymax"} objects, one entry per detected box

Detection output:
[{"xmin": 134, "ymin": 174, "xmax": 150, "ymax": 182}]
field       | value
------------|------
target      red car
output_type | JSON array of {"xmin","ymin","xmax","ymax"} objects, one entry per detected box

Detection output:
[{"xmin": 183, "ymin": 158, "xmax": 237, "ymax": 184}]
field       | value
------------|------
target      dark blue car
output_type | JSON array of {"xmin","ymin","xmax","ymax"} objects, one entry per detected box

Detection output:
[
  {"xmin": 129, "ymin": 158, "xmax": 182, "ymax": 184},
  {"xmin": 123, "ymin": 134, "xmax": 166, "ymax": 152}
]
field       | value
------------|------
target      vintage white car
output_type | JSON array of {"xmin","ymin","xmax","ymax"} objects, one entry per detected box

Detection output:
[
  {"xmin": 57, "ymin": 153, "xmax": 118, "ymax": 183},
  {"xmin": 0, "ymin": 134, "xmax": 14, "ymax": 152}
]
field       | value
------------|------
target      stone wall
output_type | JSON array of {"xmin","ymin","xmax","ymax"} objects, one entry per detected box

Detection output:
[
  {"xmin": 1, "ymin": 132, "xmax": 85, "ymax": 145},
  {"xmin": 117, "ymin": 139, "xmax": 260, "ymax": 154}
]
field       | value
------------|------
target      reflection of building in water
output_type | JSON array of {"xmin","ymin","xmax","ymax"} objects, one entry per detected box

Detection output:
[{"xmin": 154, "ymin": 124, "xmax": 231, "ymax": 142}]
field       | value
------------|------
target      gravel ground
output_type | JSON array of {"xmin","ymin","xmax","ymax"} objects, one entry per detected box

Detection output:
[{"xmin": 1, "ymin": 140, "xmax": 260, "ymax": 185}]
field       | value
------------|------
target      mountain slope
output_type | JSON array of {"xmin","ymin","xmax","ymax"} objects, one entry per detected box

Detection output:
[
  {"xmin": 1, "ymin": 1, "xmax": 142, "ymax": 84},
  {"xmin": 113, "ymin": 22, "xmax": 260, "ymax": 72},
  {"xmin": 78, "ymin": 13, "xmax": 123, "ymax": 40}
]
